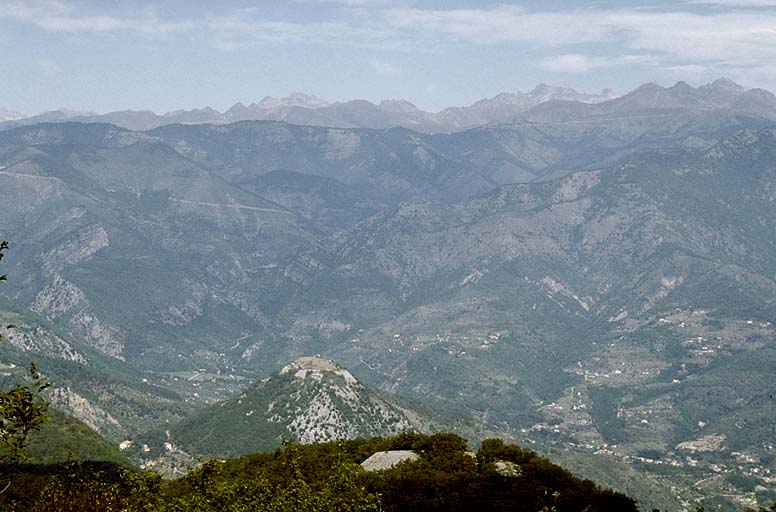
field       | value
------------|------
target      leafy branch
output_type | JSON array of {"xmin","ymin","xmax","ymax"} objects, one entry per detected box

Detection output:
[{"xmin": 0, "ymin": 240, "xmax": 50, "ymax": 466}]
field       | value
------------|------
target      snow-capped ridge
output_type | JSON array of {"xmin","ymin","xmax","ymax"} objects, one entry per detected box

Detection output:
[
  {"xmin": 256, "ymin": 92, "xmax": 330, "ymax": 110},
  {"xmin": 0, "ymin": 108, "xmax": 25, "ymax": 122}
]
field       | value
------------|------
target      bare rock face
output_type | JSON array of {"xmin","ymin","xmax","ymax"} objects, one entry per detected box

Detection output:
[
  {"xmin": 361, "ymin": 450, "xmax": 419, "ymax": 471},
  {"xmin": 281, "ymin": 355, "xmax": 341, "ymax": 374},
  {"xmin": 31, "ymin": 274, "xmax": 125, "ymax": 359},
  {"xmin": 26, "ymin": 222, "xmax": 126, "ymax": 359},
  {"xmin": 1, "ymin": 321, "xmax": 87, "ymax": 365},
  {"xmin": 48, "ymin": 387, "xmax": 120, "ymax": 435},
  {"xmin": 494, "ymin": 460, "xmax": 523, "ymax": 477},
  {"xmin": 161, "ymin": 356, "xmax": 439, "ymax": 458},
  {"xmin": 268, "ymin": 356, "xmax": 427, "ymax": 445}
]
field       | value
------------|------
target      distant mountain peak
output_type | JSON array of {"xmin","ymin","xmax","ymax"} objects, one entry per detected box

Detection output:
[
  {"xmin": 601, "ymin": 78, "xmax": 752, "ymax": 112},
  {"xmin": 527, "ymin": 83, "xmax": 617, "ymax": 104},
  {"xmin": 223, "ymin": 102, "xmax": 258, "ymax": 120},
  {"xmin": 670, "ymin": 80, "xmax": 694, "ymax": 91},
  {"xmin": 31, "ymin": 108, "xmax": 98, "ymax": 120},
  {"xmin": 634, "ymin": 82, "xmax": 665, "ymax": 92},
  {"xmin": 379, "ymin": 99, "xmax": 418, "ymax": 113},
  {"xmin": 0, "ymin": 108, "xmax": 25, "ymax": 122},
  {"xmin": 731, "ymin": 88, "xmax": 776, "ymax": 112},
  {"xmin": 611, "ymin": 82, "xmax": 674, "ymax": 108},
  {"xmin": 256, "ymin": 92, "xmax": 330, "ymax": 110},
  {"xmin": 55, "ymin": 108, "xmax": 98, "ymax": 116},
  {"xmin": 707, "ymin": 77, "xmax": 744, "ymax": 91},
  {"xmin": 529, "ymin": 83, "xmax": 554, "ymax": 95},
  {"xmin": 164, "ymin": 106, "xmax": 220, "ymax": 117}
]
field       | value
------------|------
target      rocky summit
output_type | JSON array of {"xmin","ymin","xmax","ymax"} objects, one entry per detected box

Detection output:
[{"xmin": 145, "ymin": 356, "xmax": 440, "ymax": 462}]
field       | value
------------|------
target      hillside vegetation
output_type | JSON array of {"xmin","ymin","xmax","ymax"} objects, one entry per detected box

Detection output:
[{"xmin": 0, "ymin": 432, "xmax": 639, "ymax": 512}]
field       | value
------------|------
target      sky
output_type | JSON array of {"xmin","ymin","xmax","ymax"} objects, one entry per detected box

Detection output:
[{"xmin": 3, "ymin": 0, "xmax": 776, "ymax": 114}]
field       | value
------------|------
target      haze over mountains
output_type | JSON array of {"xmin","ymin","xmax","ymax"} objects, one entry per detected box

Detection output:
[
  {"xmin": 5, "ymin": 79, "xmax": 775, "ymax": 136},
  {"xmin": 0, "ymin": 108, "xmax": 25, "ymax": 123},
  {"xmin": 5, "ymin": 83, "xmax": 619, "ymax": 133},
  {"xmin": 1, "ymin": 77, "xmax": 775, "ymax": 510}
]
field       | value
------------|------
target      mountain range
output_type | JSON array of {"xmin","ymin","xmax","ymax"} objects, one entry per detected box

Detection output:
[
  {"xmin": 0, "ymin": 78, "xmax": 775, "ymax": 510},
  {"xmin": 5, "ymin": 83, "xmax": 616, "ymax": 133},
  {"xmin": 5, "ymin": 79, "xmax": 774, "ymax": 137}
]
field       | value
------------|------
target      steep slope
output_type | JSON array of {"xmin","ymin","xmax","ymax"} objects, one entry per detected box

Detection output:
[
  {"xmin": 0, "ymin": 298, "xmax": 190, "ymax": 440},
  {"xmin": 150, "ymin": 113, "xmax": 776, "ymax": 195},
  {"xmin": 239, "ymin": 169, "xmax": 378, "ymax": 233},
  {"xmin": 317, "ymin": 129, "xmax": 776, "ymax": 418},
  {"xmin": 24, "ymin": 409, "xmax": 132, "ymax": 465},
  {"xmin": 149, "ymin": 122, "xmax": 495, "ymax": 204},
  {"xmin": 0, "ymin": 123, "xmax": 317, "ymax": 369}
]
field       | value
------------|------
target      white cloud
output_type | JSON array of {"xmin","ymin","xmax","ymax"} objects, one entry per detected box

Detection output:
[
  {"xmin": 204, "ymin": 15, "xmax": 399, "ymax": 50},
  {"xmin": 0, "ymin": 1, "xmax": 193, "ymax": 35},
  {"xmin": 540, "ymin": 54, "xmax": 597, "ymax": 73},
  {"xmin": 663, "ymin": 64, "xmax": 712, "ymax": 73},
  {"xmin": 540, "ymin": 53, "xmax": 658, "ymax": 73},
  {"xmin": 4, "ymin": 0, "xmax": 776, "ymax": 85},
  {"xmin": 604, "ymin": 10, "xmax": 776, "ymax": 65},
  {"xmin": 382, "ymin": 6, "xmax": 614, "ymax": 46},
  {"xmin": 379, "ymin": 5, "xmax": 776, "ymax": 77}
]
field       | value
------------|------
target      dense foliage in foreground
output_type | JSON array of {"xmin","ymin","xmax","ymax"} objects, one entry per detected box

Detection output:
[{"xmin": 0, "ymin": 433, "xmax": 638, "ymax": 511}]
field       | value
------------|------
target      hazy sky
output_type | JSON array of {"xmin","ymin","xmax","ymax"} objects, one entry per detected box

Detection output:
[{"xmin": 3, "ymin": 0, "xmax": 776, "ymax": 114}]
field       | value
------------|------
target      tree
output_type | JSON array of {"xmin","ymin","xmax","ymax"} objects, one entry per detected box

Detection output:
[
  {"xmin": 744, "ymin": 502, "xmax": 776, "ymax": 512},
  {"xmin": 0, "ymin": 240, "xmax": 49, "ymax": 464},
  {"xmin": 0, "ymin": 362, "xmax": 49, "ymax": 462}
]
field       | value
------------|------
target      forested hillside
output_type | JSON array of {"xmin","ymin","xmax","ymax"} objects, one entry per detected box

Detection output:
[{"xmin": 1, "ymin": 433, "xmax": 640, "ymax": 512}]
